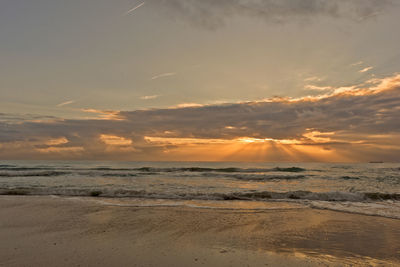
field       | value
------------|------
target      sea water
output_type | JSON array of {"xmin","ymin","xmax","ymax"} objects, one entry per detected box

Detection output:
[{"xmin": 0, "ymin": 161, "xmax": 399, "ymax": 218}]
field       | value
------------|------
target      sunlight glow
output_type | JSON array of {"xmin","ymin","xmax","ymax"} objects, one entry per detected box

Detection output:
[
  {"xmin": 303, "ymin": 131, "xmax": 335, "ymax": 143},
  {"xmin": 82, "ymin": 109, "xmax": 124, "ymax": 120},
  {"xmin": 236, "ymin": 137, "xmax": 301, "ymax": 145},
  {"xmin": 142, "ymin": 133, "xmax": 348, "ymax": 162},
  {"xmin": 36, "ymin": 147, "xmax": 84, "ymax": 153},
  {"xmin": 100, "ymin": 134, "xmax": 132, "ymax": 146}
]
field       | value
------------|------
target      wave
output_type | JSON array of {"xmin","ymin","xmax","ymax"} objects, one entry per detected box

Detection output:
[
  {"xmin": 1, "ymin": 187, "xmax": 399, "ymax": 202},
  {"xmin": 0, "ymin": 164, "xmax": 17, "ymax": 168},
  {"xmin": 0, "ymin": 169, "xmax": 368, "ymax": 181},
  {"xmin": 1, "ymin": 188, "xmax": 399, "ymax": 219},
  {"xmin": 89, "ymin": 198, "xmax": 400, "ymax": 219},
  {"xmin": 273, "ymin": 167, "xmax": 306, "ymax": 172},
  {"xmin": 0, "ymin": 171, "xmax": 69, "ymax": 177},
  {"xmin": 1, "ymin": 165, "xmax": 395, "ymax": 182},
  {"xmin": 0, "ymin": 172, "xmax": 307, "ymax": 181},
  {"xmin": 0, "ymin": 166, "xmax": 307, "ymax": 173},
  {"xmin": 214, "ymin": 173, "xmax": 306, "ymax": 181},
  {"xmin": 0, "ymin": 166, "xmax": 310, "ymax": 180},
  {"xmin": 0, "ymin": 167, "xmax": 55, "ymax": 171},
  {"xmin": 308, "ymin": 201, "xmax": 400, "ymax": 220},
  {"xmin": 134, "ymin": 166, "xmax": 307, "ymax": 173}
]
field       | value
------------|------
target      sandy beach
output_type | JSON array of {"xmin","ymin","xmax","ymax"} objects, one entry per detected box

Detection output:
[
  {"xmin": 2, "ymin": 0, "xmax": 400, "ymax": 266},
  {"xmin": 0, "ymin": 196, "xmax": 399, "ymax": 266}
]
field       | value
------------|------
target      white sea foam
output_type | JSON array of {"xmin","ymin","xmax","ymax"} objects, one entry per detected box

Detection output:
[{"xmin": 308, "ymin": 200, "xmax": 400, "ymax": 219}]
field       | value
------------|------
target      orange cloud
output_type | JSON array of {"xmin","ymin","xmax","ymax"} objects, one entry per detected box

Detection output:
[
  {"xmin": 302, "ymin": 131, "xmax": 335, "ymax": 143},
  {"xmin": 81, "ymin": 109, "xmax": 124, "ymax": 120},
  {"xmin": 100, "ymin": 134, "xmax": 133, "ymax": 146},
  {"xmin": 143, "ymin": 135, "xmax": 344, "ymax": 162},
  {"xmin": 1, "ymin": 73, "xmax": 400, "ymax": 162},
  {"xmin": 45, "ymin": 137, "xmax": 69, "ymax": 146},
  {"xmin": 36, "ymin": 146, "xmax": 84, "ymax": 153}
]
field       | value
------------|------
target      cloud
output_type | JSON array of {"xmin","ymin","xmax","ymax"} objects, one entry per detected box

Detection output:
[
  {"xmin": 100, "ymin": 134, "xmax": 133, "ymax": 146},
  {"xmin": 304, "ymin": 85, "xmax": 333, "ymax": 91},
  {"xmin": 81, "ymin": 109, "xmax": 124, "ymax": 120},
  {"xmin": 45, "ymin": 137, "xmax": 69, "ymax": 146},
  {"xmin": 304, "ymin": 76, "xmax": 325, "ymax": 82},
  {"xmin": 173, "ymin": 103, "xmax": 204, "ymax": 108},
  {"xmin": 1, "ymin": 73, "xmax": 400, "ymax": 161},
  {"xmin": 148, "ymin": 0, "xmax": 392, "ymax": 29},
  {"xmin": 0, "ymin": 113, "xmax": 57, "ymax": 123},
  {"xmin": 57, "ymin": 100, "xmax": 75, "ymax": 107},
  {"xmin": 351, "ymin": 61, "xmax": 364, "ymax": 66},
  {"xmin": 359, "ymin": 66, "xmax": 374, "ymax": 73},
  {"xmin": 140, "ymin": 95, "xmax": 160, "ymax": 100}
]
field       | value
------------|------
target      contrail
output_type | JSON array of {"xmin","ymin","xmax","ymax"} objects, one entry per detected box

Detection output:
[
  {"xmin": 124, "ymin": 2, "xmax": 145, "ymax": 16},
  {"xmin": 151, "ymin": 72, "xmax": 177, "ymax": 80}
]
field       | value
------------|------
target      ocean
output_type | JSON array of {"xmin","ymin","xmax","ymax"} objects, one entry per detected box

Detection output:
[{"xmin": 1, "ymin": 161, "xmax": 399, "ymax": 219}]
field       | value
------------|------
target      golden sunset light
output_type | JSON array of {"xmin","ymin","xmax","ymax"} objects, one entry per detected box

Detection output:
[
  {"xmin": 100, "ymin": 134, "xmax": 133, "ymax": 146},
  {"xmin": 1, "ymin": 1, "xmax": 400, "ymax": 266}
]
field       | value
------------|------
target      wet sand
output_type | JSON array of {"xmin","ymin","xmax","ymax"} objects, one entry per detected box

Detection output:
[{"xmin": 0, "ymin": 196, "xmax": 399, "ymax": 266}]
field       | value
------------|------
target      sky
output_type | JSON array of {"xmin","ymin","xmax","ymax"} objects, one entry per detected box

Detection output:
[{"xmin": 1, "ymin": 0, "xmax": 400, "ymax": 162}]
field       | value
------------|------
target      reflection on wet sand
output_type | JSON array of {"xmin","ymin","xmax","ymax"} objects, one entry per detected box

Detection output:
[{"xmin": 1, "ymin": 196, "xmax": 399, "ymax": 266}]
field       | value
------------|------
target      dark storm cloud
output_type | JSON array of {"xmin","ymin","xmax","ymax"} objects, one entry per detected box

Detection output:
[{"xmin": 149, "ymin": 0, "xmax": 392, "ymax": 28}]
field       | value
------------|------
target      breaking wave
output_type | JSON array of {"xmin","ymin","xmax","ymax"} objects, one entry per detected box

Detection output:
[
  {"xmin": 1, "ymin": 187, "xmax": 399, "ymax": 202},
  {"xmin": 0, "ymin": 171, "xmax": 69, "ymax": 177},
  {"xmin": 1, "ymin": 187, "xmax": 399, "ymax": 218},
  {"xmin": 1, "ymin": 161, "xmax": 399, "ymax": 219},
  {"xmin": 0, "ymin": 166, "xmax": 307, "ymax": 173},
  {"xmin": 0, "ymin": 166, "xmax": 311, "ymax": 180}
]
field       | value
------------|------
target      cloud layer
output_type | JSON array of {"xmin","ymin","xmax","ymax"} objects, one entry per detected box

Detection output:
[
  {"xmin": 1, "ymin": 74, "xmax": 400, "ymax": 162},
  {"xmin": 149, "ymin": 0, "xmax": 392, "ymax": 28}
]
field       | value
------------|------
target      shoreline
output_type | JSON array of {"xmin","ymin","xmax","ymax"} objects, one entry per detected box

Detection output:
[
  {"xmin": 1, "ymin": 196, "xmax": 400, "ymax": 266},
  {"xmin": 1, "ymin": 192, "xmax": 399, "ymax": 220}
]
